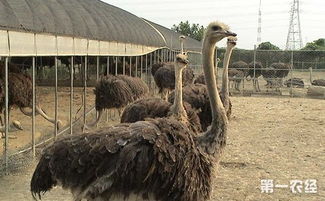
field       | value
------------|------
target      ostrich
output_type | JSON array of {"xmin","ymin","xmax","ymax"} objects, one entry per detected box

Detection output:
[
  {"xmin": 83, "ymin": 75, "xmax": 149, "ymax": 129},
  {"xmin": 0, "ymin": 62, "xmax": 62, "ymax": 130},
  {"xmin": 261, "ymin": 66, "xmax": 276, "ymax": 88},
  {"xmin": 153, "ymin": 36, "xmax": 194, "ymax": 100},
  {"xmin": 30, "ymin": 21, "xmax": 236, "ymax": 201},
  {"xmin": 270, "ymin": 62, "xmax": 291, "ymax": 86},
  {"xmin": 246, "ymin": 61, "xmax": 263, "ymax": 92},
  {"xmin": 121, "ymin": 54, "xmax": 202, "ymax": 133},
  {"xmin": 311, "ymin": 79, "xmax": 325, "ymax": 86},
  {"xmin": 169, "ymin": 36, "xmax": 237, "ymax": 130},
  {"xmin": 228, "ymin": 69, "xmax": 245, "ymax": 90},
  {"xmin": 284, "ymin": 78, "xmax": 304, "ymax": 88}
]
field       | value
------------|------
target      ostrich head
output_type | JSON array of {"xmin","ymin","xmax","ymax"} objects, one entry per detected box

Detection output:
[
  {"xmin": 179, "ymin": 35, "xmax": 186, "ymax": 53},
  {"xmin": 175, "ymin": 53, "xmax": 189, "ymax": 69},
  {"xmin": 204, "ymin": 21, "xmax": 237, "ymax": 44},
  {"xmin": 0, "ymin": 120, "xmax": 23, "ymax": 132},
  {"xmin": 227, "ymin": 36, "xmax": 237, "ymax": 47}
]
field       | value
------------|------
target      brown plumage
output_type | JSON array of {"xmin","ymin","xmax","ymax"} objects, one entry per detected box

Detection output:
[
  {"xmin": 246, "ymin": 61, "xmax": 263, "ymax": 91},
  {"xmin": 116, "ymin": 75, "xmax": 149, "ymax": 100},
  {"xmin": 31, "ymin": 118, "xmax": 213, "ymax": 201},
  {"xmin": 270, "ymin": 62, "xmax": 291, "ymax": 78},
  {"xmin": 30, "ymin": 21, "xmax": 235, "ymax": 201},
  {"xmin": 154, "ymin": 63, "xmax": 194, "ymax": 99},
  {"xmin": 228, "ymin": 69, "xmax": 244, "ymax": 91},
  {"xmin": 121, "ymin": 98, "xmax": 202, "ymax": 133},
  {"xmin": 94, "ymin": 75, "xmax": 134, "ymax": 112},
  {"xmin": 151, "ymin": 62, "xmax": 164, "ymax": 76},
  {"xmin": 311, "ymin": 79, "xmax": 325, "ymax": 86},
  {"xmin": 168, "ymin": 83, "xmax": 232, "ymax": 131},
  {"xmin": 284, "ymin": 78, "xmax": 304, "ymax": 88},
  {"xmin": 229, "ymin": 61, "xmax": 249, "ymax": 73},
  {"xmin": 194, "ymin": 74, "xmax": 206, "ymax": 85}
]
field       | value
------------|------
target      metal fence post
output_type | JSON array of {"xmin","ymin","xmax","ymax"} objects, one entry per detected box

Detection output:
[
  {"xmin": 135, "ymin": 56, "xmax": 138, "ymax": 77},
  {"xmin": 115, "ymin": 56, "xmax": 118, "ymax": 75},
  {"xmin": 145, "ymin": 54, "xmax": 148, "ymax": 85},
  {"xmin": 290, "ymin": 50, "xmax": 294, "ymax": 97},
  {"xmin": 106, "ymin": 56, "xmax": 110, "ymax": 122},
  {"xmin": 54, "ymin": 56, "xmax": 58, "ymax": 139},
  {"xmin": 83, "ymin": 56, "xmax": 87, "ymax": 131},
  {"xmin": 140, "ymin": 55, "xmax": 143, "ymax": 80},
  {"xmin": 309, "ymin": 67, "xmax": 313, "ymax": 84},
  {"xmin": 32, "ymin": 57, "xmax": 36, "ymax": 157},
  {"xmin": 123, "ymin": 56, "xmax": 126, "ymax": 75},
  {"xmin": 70, "ymin": 56, "xmax": 74, "ymax": 135},
  {"xmin": 4, "ymin": 57, "xmax": 9, "ymax": 170},
  {"xmin": 253, "ymin": 45, "xmax": 257, "ymax": 91},
  {"xmin": 96, "ymin": 56, "xmax": 99, "ymax": 126},
  {"xmin": 129, "ymin": 56, "xmax": 132, "ymax": 76}
]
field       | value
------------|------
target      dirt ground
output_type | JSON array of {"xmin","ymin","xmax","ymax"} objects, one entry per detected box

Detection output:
[{"xmin": 0, "ymin": 95, "xmax": 324, "ymax": 201}]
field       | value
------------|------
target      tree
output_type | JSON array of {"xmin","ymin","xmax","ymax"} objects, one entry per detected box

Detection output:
[
  {"xmin": 257, "ymin": 42, "xmax": 280, "ymax": 50},
  {"xmin": 302, "ymin": 38, "xmax": 325, "ymax": 50},
  {"xmin": 171, "ymin": 21, "xmax": 205, "ymax": 41}
]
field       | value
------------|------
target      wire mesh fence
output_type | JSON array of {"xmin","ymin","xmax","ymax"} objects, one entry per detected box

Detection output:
[{"xmin": 0, "ymin": 47, "xmax": 187, "ymax": 173}]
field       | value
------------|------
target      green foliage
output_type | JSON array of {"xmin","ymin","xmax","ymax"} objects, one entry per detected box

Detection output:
[
  {"xmin": 302, "ymin": 38, "xmax": 325, "ymax": 50},
  {"xmin": 171, "ymin": 21, "xmax": 205, "ymax": 41},
  {"xmin": 257, "ymin": 42, "xmax": 280, "ymax": 50}
]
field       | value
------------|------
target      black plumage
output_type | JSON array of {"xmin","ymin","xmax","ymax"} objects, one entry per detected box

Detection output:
[
  {"xmin": 116, "ymin": 75, "xmax": 149, "ymax": 100},
  {"xmin": 168, "ymin": 83, "xmax": 232, "ymax": 131},
  {"xmin": 120, "ymin": 98, "xmax": 202, "ymax": 133},
  {"xmin": 31, "ymin": 118, "xmax": 213, "ymax": 201},
  {"xmin": 311, "ymin": 79, "xmax": 325, "ymax": 86},
  {"xmin": 154, "ymin": 63, "xmax": 194, "ymax": 97},
  {"xmin": 94, "ymin": 75, "xmax": 134, "ymax": 111}
]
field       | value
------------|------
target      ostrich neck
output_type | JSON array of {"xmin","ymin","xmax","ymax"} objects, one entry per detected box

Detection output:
[
  {"xmin": 221, "ymin": 45, "xmax": 234, "ymax": 110},
  {"xmin": 197, "ymin": 38, "xmax": 228, "ymax": 155},
  {"xmin": 171, "ymin": 64, "xmax": 187, "ymax": 119}
]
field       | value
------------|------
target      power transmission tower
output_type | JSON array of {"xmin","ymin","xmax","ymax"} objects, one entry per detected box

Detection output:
[
  {"xmin": 286, "ymin": 0, "xmax": 303, "ymax": 50},
  {"xmin": 257, "ymin": 0, "xmax": 262, "ymax": 45}
]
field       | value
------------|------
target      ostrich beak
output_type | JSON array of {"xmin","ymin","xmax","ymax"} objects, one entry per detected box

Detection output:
[
  {"xmin": 12, "ymin": 120, "xmax": 23, "ymax": 131},
  {"xmin": 225, "ymin": 30, "xmax": 237, "ymax": 37}
]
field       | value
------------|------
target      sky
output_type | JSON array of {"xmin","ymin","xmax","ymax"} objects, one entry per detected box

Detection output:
[{"xmin": 102, "ymin": 0, "xmax": 324, "ymax": 50}]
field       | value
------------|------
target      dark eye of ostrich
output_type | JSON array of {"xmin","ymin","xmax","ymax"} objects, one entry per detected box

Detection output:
[{"xmin": 211, "ymin": 25, "xmax": 221, "ymax": 31}]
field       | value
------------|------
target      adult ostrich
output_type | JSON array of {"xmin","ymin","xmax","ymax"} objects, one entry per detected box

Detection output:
[
  {"xmin": 270, "ymin": 62, "xmax": 291, "ymax": 86},
  {"xmin": 153, "ymin": 36, "xmax": 194, "ymax": 100},
  {"xmin": 170, "ymin": 36, "xmax": 237, "ymax": 130},
  {"xmin": 30, "ymin": 21, "xmax": 235, "ymax": 201},
  {"xmin": 228, "ymin": 69, "xmax": 245, "ymax": 90},
  {"xmin": 311, "ymin": 79, "xmax": 325, "ymax": 86},
  {"xmin": 116, "ymin": 75, "xmax": 149, "ymax": 100},
  {"xmin": 246, "ymin": 61, "xmax": 263, "ymax": 92},
  {"xmin": 0, "ymin": 62, "xmax": 62, "ymax": 129},
  {"xmin": 121, "ymin": 54, "xmax": 202, "ymax": 133}
]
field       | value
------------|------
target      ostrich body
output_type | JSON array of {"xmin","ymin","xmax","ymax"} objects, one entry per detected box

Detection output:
[
  {"xmin": 0, "ymin": 62, "xmax": 62, "ymax": 130},
  {"xmin": 228, "ymin": 69, "xmax": 244, "ymax": 90},
  {"xmin": 311, "ymin": 79, "xmax": 325, "ymax": 86},
  {"xmin": 270, "ymin": 62, "xmax": 291, "ymax": 86},
  {"xmin": 154, "ymin": 62, "xmax": 194, "ymax": 100},
  {"xmin": 284, "ymin": 78, "xmax": 305, "ymax": 88},
  {"xmin": 229, "ymin": 61, "xmax": 249, "ymax": 72},
  {"xmin": 84, "ymin": 75, "xmax": 148, "ymax": 129},
  {"xmin": 246, "ymin": 61, "xmax": 263, "ymax": 92},
  {"xmin": 121, "ymin": 54, "xmax": 202, "ymax": 132},
  {"xmin": 31, "ymin": 21, "xmax": 236, "ymax": 201}
]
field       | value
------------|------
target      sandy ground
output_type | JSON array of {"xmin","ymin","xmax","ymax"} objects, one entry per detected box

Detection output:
[{"xmin": 0, "ymin": 95, "xmax": 324, "ymax": 201}]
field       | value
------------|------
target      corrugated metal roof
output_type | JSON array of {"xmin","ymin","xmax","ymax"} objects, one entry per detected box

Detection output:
[
  {"xmin": 0, "ymin": 0, "xmax": 166, "ymax": 47},
  {"xmin": 144, "ymin": 19, "xmax": 202, "ymax": 53}
]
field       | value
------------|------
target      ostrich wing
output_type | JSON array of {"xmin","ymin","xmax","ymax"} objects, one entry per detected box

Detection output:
[{"xmin": 31, "ymin": 119, "xmax": 212, "ymax": 201}]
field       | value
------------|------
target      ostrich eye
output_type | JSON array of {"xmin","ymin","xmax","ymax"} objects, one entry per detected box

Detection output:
[{"xmin": 211, "ymin": 25, "xmax": 221, "ymax": 31}]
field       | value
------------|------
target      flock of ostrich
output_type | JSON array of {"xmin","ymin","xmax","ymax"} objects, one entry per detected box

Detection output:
[{"xmin": 0, "ymin": 19, "xmax": 323, "ymax": 201}]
